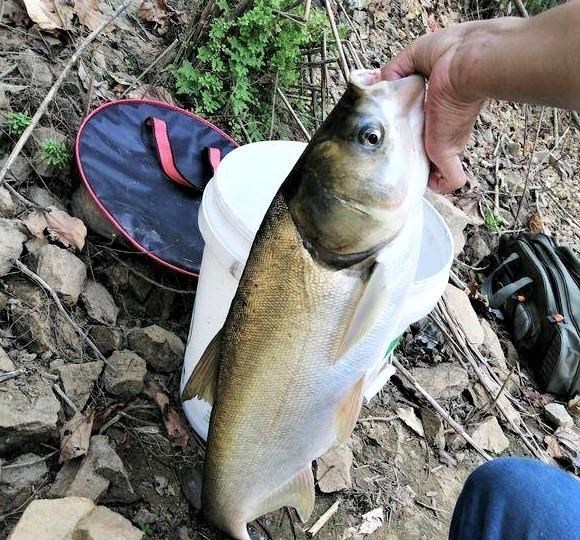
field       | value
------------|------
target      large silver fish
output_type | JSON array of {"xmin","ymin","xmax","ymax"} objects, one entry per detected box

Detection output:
[{"xmin": 182, "ymin": 70, "xmax": 429, "ymax": 539}]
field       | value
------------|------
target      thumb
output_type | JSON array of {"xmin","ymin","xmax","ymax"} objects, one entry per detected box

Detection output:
[
  {"xmin": 428, "ymin": 154, "xmax": 467, "ymax": 193},
  {"xmin": 380, "ymin": 47, "xmax": 416, "ymax": 81}
]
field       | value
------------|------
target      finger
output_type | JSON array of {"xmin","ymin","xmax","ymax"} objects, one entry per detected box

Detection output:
[
  {"xmin": 380, "ymin": 47, "xmax": 416, "ymax": 81},
  {"xmin": 427, "ymin": 155, "xmax": 467, "ymax": 193}
]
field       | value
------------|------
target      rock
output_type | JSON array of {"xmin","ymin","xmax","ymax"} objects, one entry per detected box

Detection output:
[
  {"xmin": 469, "ymin": 232, "xmax": 491, "ymax": 263},
  {"xmin": 0, "ymin": 218, "xmax": 27, "ymax": 276},
  {"xmin": 315, "ymin": 444, "xmax": 353, "ymax": 493},
  {"xmin": 73, "ymin": 505, "xmax": 143, "ymax": 540},
  {"xmin": 7, "ymin": 496, "xmax": 143, "ymax": 540},
  {"xmin": 56, "ymin": 361, "xmax": 104, "ymax": 410},
  {"xmin": 71, "ymin": 186, "xmax": 119, "ymax": 241},
  {"xmin": 444, "ymin": 284, "xmax": 484, "ymax": 346},
  {"xmin": 88, "ymin": 325, "xmax": 123, "ymax": 356},
  {"xmin": 0, "ymin": 155, "xmax": 32, "ymax": 183},
  {"xmin": 447, "ymin": 433, "xmax": 467, "ymax": 452},
  {"xmin": 18, "ymin": 52, "xmax": 53, "ymax": 87},
  {"xmin": 25, "ymin": 237, "xmax": 49, "ymax": 254},
  {"xmin": 421, "ymin": 408, "xmax": 445, "ymax": 450},
  {"xmin": 128, "ymin": 325, "xmax": 184, "ymax": 373},
  {"xmin": 505, "ymin": 340, "xmax": 520, "ymax": 367},
  {"xmin": 543, "ymin": 403, "xmax": 574, "ymax": 428},
  {"xmin": 396, "ymin": 406, "xmax": 425, "ymax": 437},
  {"xmin": 33, "ymin": 244, "xmax": 87, "ymax": 304},
  {"xmin": 0, "ymin": 453, "xmax": 48, "ymax": 513},
  {"xmin": 480, "ymin": 319, "xmax": 508, "ymax": 370},
  {"xmin": 0, "ymin": 186, "xmax": 16, "ymax": 217},
  {"xmin": 133, "ymin": 508, "xmax": 157, "ymax": 528},
  {"xmin": 51, "ymin": 435, "xmax": 136, "ymax": 503},
  {"xmin": 27, "ymin": 185, "xmax": 66, "ymax": 211},
  {"xmin": 7, "ymin": 497, "xmax": 96, "ymax": 540},
  {"xmin": 81, "ymin": 281, "xmax": 119, "ymax": 325},
  {"xmin": 470, "ymin": 417, "xmax": 509, "ymax": 454},
  {"xmin": 102, "ymin": 351, "xmax": 146, "ymax": 399},
  {"xmin": 411, "ymin": 363, "xmax": 469, "ymax": 400},
  {"xmin": 0, "ymin": 345, "xmax": 15, "ymax": 371},
  {"xmin": 0, "ymin": 375, "xmax": 61, "ymax": 453},
  {"xmin": 468, "ymin": 371, "xmax": 522, "ymax": 428},
  {"xmin": 425, "ymin": 192, "xmax": 471, "ymax": 256}
]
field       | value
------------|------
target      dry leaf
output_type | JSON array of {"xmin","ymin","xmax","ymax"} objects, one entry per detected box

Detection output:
[
  {"xmin": 21, "ymin": 0, "xmax": 63, "ymax": 29},
  {"xmin": 568, "ymin": 395, "xmax": 580, "ymax": 416},
  {"xmin": 60, "ymin": 411, "xmax": 94, "ymax": 463},
  {"xmin": 126, "ymin": 84, "xmax": 174, "ymax": 104},
  {"xmin": 456, "ymin": 196, "xmax": 484, "ymax": 226},
  {"xmin": 528, "ymin": 211, "xmax": 544, "ymax": 233},
  {"xmin": 138, "ymin": 0, "xmax": 169, "ymax": 33},
  {"xmin": 147, "ymin": 381, "xmax": 190, "ymax": 448},
  {"xmin": 545, "ymin": 426, "xmax": 580, "ymax": 471},
  {"xmin": 74, "ymin": 0, "xmax": 107, "ymax": 31},
  {"xmin": 395, "ymin": 406, "xmax": 425, "ymax": 437},
  {"xmin": 24, "ymin": 206, "xmax": 87, "ymax": 251}
]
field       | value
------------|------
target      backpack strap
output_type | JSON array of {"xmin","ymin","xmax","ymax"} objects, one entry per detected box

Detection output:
[
  {"xmin": 480, "ymin": 252, "xmax": 520, "ymax": 299},
  {"xmin": 145, "ymin": 117, "xmax": 221, "ymax": 191},
  {"xmin": 489, "ymin": 277, "xmax": 533, "ymax": 308}
]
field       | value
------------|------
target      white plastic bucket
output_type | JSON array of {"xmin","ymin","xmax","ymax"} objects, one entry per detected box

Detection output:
[{"xmin": 181, "ymin": 141, "xmax": 453, "ymax": 440}]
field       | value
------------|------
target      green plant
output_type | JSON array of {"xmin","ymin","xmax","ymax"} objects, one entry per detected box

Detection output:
[
  {"xmin": 6, "ymin": 112, "xmax": 32, "ymax": 136},
  {"xmin": 142, "ymin": 523, "xmax": 154, "ymax": 537},
  {"xmin": 40, "ymin": 139, "xmax": 68, "ymax": 169},
  {"xmin": 173, "ymin": 1, "xmax": 348, "ymax": 140},
  {"xmin": 484, "ymin": 209, "xmax": 505, "ymax": 233}
]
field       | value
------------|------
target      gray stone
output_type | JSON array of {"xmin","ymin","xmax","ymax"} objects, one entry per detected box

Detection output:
[
  {"xmin": 25, "ymin": 237, "xmax": 49, "ymax": 254},
  {"xmin": 411, "ymin": 363, "xmax": 469, "ymax": 400},
  {"xmin": 34, "ymin": 244, "xmax": 86, "ymax": 304},
  {"xmin": 56, "ymin": 361, "xmax": 104, "ymax": 410},
  {"xmin": 421, "ymin": 408, "xmax": 445, "ymax": 450},
  {"xmin": 128, "ymin": 325, "xmax": 184, "ymax": 373},
  {"xmin": 0, "ymin": 186, "xmax": 16, "ymax": 217},
  {"xmin": 445, "ymin": 284, "xmax": 484, "ymax": 346},
  {"xmin": 27, "ymin": 185, "xmax": 66, "ymax": 211},
  {"xmin": 447, "ymin": 433, "xmax": 467, "ymax": 452},
  {"xmin": 18, "ymin": 52, "xmax": 53, "ymax": 86},
  {"xmin": 544, "ymin": 402, "xmax": 574, "ymax": 428},
  {"xmin": 315, "ymin": 444, "xmax": 353, "ymax": 493},
  {"xmin": 0, "ymin": 345, "xmax": 15, "ymax": 371},
  {"xmin": 81, "ymin": 281, "xmax": 119, "ymax": 325},
  {"xmin": 0, "ymin": 218, "xmax": 27, "ymax": 276},
  {"xmin": 73, "ymin": 505, "xmax": 143, "ymax": 540},
  {"xmin": 470, "ymin": 417, "xmax": 509, "ymax": 454},
  {"xmin": 7, "ymin": 497, "xmax": 96, "ymax": 540},
  {"xmin": 51, "ymin": 435, "xmax": 136, "ymax": 503},
  {"xmin": 470, "ymin": 233, "xmax": 491, "ymax": 262},
  {"xmin": 0, "ymin": 375, "xmax": 61, "ymax": 453},
  {"xmin": 88, "ymin": 325, "xmax": 123, "ymax": 356},
  {"xmin": 0, "ymin": 155, "xmax": 32, "ymax": 183},
  {"xmin": 134, "ymin": 508, "xmax": 157, "ymax": 527},
  {"xmin": 102, "ymin": 351, "xmax": 146, "ymax": 399},
  {"xmin": 0, "ymin": 453, "xmax": 49, "ymax": 513},
  {"xmin": 480, "ymin": 319, "xmax": 508, "ymax": 370},
  {"xmin": 425, "ymin": 191, "xmax": 471, "ymax": 255}
]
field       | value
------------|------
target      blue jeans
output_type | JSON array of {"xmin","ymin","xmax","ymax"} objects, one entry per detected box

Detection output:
[{"xmin": 450, "ymin": 457, "xmax": 580, "ymax": 540}]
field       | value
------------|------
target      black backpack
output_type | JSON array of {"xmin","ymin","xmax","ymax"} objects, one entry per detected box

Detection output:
[{"xmin": 482, "ymin": 233, "xmax": 580, "ymax": 397}]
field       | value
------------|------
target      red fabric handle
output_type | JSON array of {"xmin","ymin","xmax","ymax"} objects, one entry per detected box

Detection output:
[{"xmin": 146, "ymin": 117, "xmax": 221, "ymax": 191}]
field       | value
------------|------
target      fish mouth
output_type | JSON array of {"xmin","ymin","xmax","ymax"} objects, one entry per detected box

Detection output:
[{"xmin": 329, "ymin": 185, "xmax": 407, "ymax": 213}]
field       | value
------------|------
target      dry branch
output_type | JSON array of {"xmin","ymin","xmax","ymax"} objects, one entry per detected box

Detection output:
[
  {"xmin": 307, "ymin": 500, "xmax": 340, "ymax": 536},
  {"xmin": 277, "ymin": 88, "xmax": 311, "ymax": 141},
  {"xmin": 0, "ymin": 0, "xmax": 134, "ymax": 187},
  {"xmin": 324, "ymin": 0, "xmax": 349, "ymax": 81}
]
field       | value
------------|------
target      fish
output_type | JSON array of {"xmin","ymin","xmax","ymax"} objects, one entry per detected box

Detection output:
[{"xmin": 182, "ymin": 69, "xmax": 429, "ymax": 540}]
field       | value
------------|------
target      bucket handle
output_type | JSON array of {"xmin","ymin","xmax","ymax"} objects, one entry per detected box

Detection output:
[{"xmin": 144, "ymin": 117, "xmax": 221, "ymax": 191}]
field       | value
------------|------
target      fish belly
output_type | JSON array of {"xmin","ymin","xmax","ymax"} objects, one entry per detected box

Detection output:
[{"xmin": 203, "ymin": 194, "xmax": 371, "ymax": 534}]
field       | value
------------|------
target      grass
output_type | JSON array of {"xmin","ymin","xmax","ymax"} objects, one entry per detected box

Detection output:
[
  {"xmin": 40, "ymin": 139, "xmax": 68, "ymax": 170},
  {"xmin": 6, "ymin": 112, "xmax": 32, "ymax": 136},
  {"xmin": 484, "ymin": 209, "xmax": 505, "ymax": 233}
]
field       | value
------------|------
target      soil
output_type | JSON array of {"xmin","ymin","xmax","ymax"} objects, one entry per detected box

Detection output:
[{"xmin": 0, "ymin": 0, "xmax": 578, "ymax": 539}]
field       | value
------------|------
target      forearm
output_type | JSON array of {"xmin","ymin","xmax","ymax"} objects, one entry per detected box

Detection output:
[{"xmin": 452, "ymin": 2, "xmax": 580, "ymax": 109}]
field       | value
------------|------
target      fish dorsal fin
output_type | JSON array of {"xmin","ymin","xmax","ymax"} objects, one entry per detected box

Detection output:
[
  {"xmin": 334, "ymin": 259, "xmax": 391, "ymax": 362},
  {"xmin": 181, "ymin": 330, "xmax": 222, "ymax": 404},
  {"xmin": 250, "ymin": 467, "xmax": 315, "ymax": 523},
  {"xmin": 335, "ymin": 375, "xmax": 366, "ymax": 442}
]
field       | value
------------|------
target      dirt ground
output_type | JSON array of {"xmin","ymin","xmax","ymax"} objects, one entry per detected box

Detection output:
[{"xmin": 0, "ymin": 0, "xmax": 578, "ymax": 539}]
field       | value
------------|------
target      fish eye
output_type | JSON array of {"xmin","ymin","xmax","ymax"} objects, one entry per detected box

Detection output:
[{"xmin": 358, "ymin": 124, "xmax": 384, "ymax": 147}]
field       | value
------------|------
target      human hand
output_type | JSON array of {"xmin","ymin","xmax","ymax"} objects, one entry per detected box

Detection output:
[{"xmin": 379, "ymin": 24, "xmax": 485, "ymax": 193}]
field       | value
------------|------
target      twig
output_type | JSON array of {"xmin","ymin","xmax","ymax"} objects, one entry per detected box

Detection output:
[
  {"xmin": 120, "ymin": 39, "xmax": 178, "ymax": 98},
  {"xmin": 572, "ymin": 111, "xmax": 580, "ymax": 130},
  {"xmin": 321, "ymin": 31, "xmax": 328, "ymax": 118},
  {"xmin": 553, "ymin": 108, "xmax": 559, "ymax": 147},
  {"xmin": 304, "ymin": 0, "xmax": 312, "ymax": 20},
  {"xmin": 268, "ymin": 73, "xmax": 279, "ymax": 140},
  {"xmin": 324, "ymin": 0, "xmax": 349, "ymax": 81},
  {"xmin": 0, "ymin": 0, "xmax": 134, "ymax": 187},
  {"xmin": 2, "ymin": 450, "xmax": 58, "ymax": 470},
  {"xmin": 13, "ymin": 259, "xmax": 108, "ymax": 363},
  {"xmin": 392, "ymin": 357, "xmax": 492, "ymax": 461},
  {"xmin": 486, "ymin": 363, "xmax": 517, "ymax": 415},
  {"xmin": 335, "ymin": 0, "xmax": 368, "ymax": 60},
  {"xmin": 307, "ymin": 53, "xmax": 318, "ymax": 130},
  {"xmin": 277, "ymin": 88, "xmax": 311, "ymax": 141},
  {"xmin": 344, "ymin": 40, "xmax": 363, "ymax": 70},
  {"xmin": 512, "ymin": 0, "xmax": 529, "ymax": 17},
  {"xmin": 0, "ymin": 368, "xmax": 25, "ymax": 383},
  {"xmin": 358, "ymin": 415, "xmax": 397, "ymax": 423},
  {"xmin": 53, "ymin": 383, "xmax": 81, "ymax": 414},
  {"xmin": 307, "ymin": 500, "xmax": 340, "ymax": 536},
  {"xmin": 514, "ymin": 107, "xmax": 545, "ymax": 226}
]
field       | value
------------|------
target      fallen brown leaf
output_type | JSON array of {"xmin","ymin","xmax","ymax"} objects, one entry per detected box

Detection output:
[
  {"xmin": 74, "ymin": 0, "xmax": 107, "ymax": 31},
  {"xmin": 138, "ymin": 0, "xmax": 169, "ymax": 33},
  {"xmin": 24, "ymin": 206, "xmax": 87, "ymax": 251},
  {"xmin": 147, "ymin": 381, "xmax": 190, "ymax": 448},
  {"xmin": 21, "ymin": 0, "xmax": 63, "ymax": 29},
  {"xmin": 545, "ymin": 426, "xmax": 580, "ymax": 471},
  {"xmin": 60, "ymin": 410, "xmax": 95, "ymax": 463},
  {"xmin": 527, "ymin": 211, "xmax": 544, "ymax": 234}
]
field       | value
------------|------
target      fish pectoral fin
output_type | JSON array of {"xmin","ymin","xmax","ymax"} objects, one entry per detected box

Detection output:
[
  {"xmin": 334, "ymin": 259, "xmax": 390, "ymax": 362},
  {"xmin": 250, "ymin": 467, "xmax": 315, "ymax": 523},
  {"xmin": 181, "ymin": 330, "xmax": 222, "ymax": 404},
  {"xmin": 335, "ymin": 375, "xmax": 366, "ymax": 442}
]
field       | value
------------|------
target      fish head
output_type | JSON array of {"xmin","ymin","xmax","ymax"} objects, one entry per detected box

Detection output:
[{"xmin": 287, "ymin": 69, "xmax": 428, "ymax": 262}]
